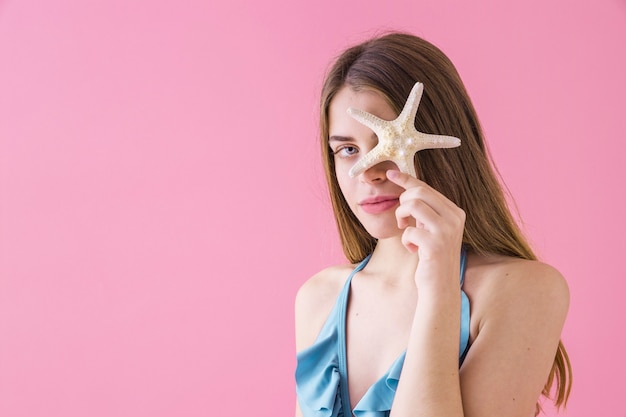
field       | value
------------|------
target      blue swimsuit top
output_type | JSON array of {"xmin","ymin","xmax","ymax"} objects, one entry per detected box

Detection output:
[{"xmin": 295, "ymin": 249, "xmax": 470, "ymax": 417}]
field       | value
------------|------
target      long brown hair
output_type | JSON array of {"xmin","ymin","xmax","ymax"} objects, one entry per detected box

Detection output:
[{"xmin": 319, "ymin": 32, "xmax": 571, "ymax": 413}]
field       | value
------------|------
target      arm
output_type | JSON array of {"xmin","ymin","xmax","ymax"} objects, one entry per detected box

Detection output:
[
  {"xmin": 387, "ymin": 170, "xmax": 465, "ymax": 417},
  {"xmin": 386, "ymin": 170, "xmax": 569, "ymax": 417},
  {"xmin": 392, "ymin": 259, "xmax": 569, "ymax": 417}
]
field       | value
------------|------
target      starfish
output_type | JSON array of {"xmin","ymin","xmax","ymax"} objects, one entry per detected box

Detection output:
[{"xmin": 347, "ymin": 82, "xmax": 461, "ymax": 178}]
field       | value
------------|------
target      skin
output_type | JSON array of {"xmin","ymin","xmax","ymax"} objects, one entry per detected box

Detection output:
[{"xmin": 295, "ymin": 86, "xmax": 569, "ymax": 417}]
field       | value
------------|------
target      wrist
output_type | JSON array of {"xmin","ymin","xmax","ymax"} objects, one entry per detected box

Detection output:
[{"xmin": 414, "ymin": 263, "xmax": 461, "ymax": 291}]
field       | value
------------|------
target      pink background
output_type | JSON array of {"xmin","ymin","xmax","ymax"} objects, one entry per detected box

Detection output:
[{"xmin": 1, "ymin": 0, "xmax": 625, "ymax": 416}]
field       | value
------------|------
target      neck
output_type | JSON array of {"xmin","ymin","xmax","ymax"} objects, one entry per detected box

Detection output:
[{"xmin": 365, "ymin": 236, "xmax": 420, "ymax": 286}]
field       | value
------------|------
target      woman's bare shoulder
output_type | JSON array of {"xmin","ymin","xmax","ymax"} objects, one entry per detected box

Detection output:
[
  {"xmin": 295, "ymin": 263, "xmax": 356, "ymax": 351},
  {"xmin": 465, "ymin": 253, "xmax": 570, "ymax": 338},
  {"xmin": 467, "ymin": 253, "xmax": 569, "ymax": 304}
]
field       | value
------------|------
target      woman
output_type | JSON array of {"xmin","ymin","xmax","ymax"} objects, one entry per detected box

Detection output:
[{"xmin": 295, "ymin": 32, "xmax": 571, "ymax": 417}]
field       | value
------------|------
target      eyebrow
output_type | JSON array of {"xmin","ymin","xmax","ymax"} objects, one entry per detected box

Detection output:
[
  {"xmin": 329, "ymin": 133, "xmax": 379, "ymax": 143},
  {"xmin": 329, "ymin": 135, "xmax": 353, "ymax": 143}
]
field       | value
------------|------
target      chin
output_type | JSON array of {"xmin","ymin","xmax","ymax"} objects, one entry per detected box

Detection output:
[
  {"xmin": 354, "ymin": 210, "xmax": 402, "ymax": 240},
  {"xmin": 361, "ymin": 223, "xmax": 403, "ymax": 241}
]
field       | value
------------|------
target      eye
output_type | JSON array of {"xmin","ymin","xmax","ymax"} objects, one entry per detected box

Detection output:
[{"xmin": 333, "ymin": 145, "xmax": 359, "ymax": 158}]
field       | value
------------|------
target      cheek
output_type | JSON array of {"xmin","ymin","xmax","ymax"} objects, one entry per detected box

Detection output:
[{"xmin": 336, "ymin": 173, "xmax": 357, "ymax": 207}]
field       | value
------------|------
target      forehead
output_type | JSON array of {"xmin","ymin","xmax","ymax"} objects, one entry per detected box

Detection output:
[{"xmin": 328, "ymin": 86, "xmax": 397, "ymax": 138}]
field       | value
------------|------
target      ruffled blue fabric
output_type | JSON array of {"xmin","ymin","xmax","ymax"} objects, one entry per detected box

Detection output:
[
  {"xmin": 296, "ymin": 250, "xmax": 470, "ymax": 417},
  {"xmin": 352, "ymin": 351, "xmax": 406, "ymax": 417},
  {"xmin": 295, "ymin": 309, "xmax": 345, "ymax": 417}
]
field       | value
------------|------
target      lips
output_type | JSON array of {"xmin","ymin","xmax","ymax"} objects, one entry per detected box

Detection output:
[{"xmin": 358, "ymin": 195, "xmax": 400, "ymax": 214}]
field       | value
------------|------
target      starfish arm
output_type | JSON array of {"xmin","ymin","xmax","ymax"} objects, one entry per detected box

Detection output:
[
  {"xmin": 415, "ymin": 132, "xmax": 462, "ymax": 150},
  {"xmin": 391, "ymin": 156, "xmax": 418, "ymax": 178},
  {"xmin": 397, "ymin": 82, "xmax": 424, "ymax": 126},
  {"xmin": 348, "ymin": 146, "xmax": 387, "ymax": 178},
  {"xmin": 347, "ymin": 107, "xmax": 390, "ymax": 137}
]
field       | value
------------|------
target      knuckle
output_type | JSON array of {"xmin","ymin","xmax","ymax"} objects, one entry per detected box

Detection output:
[
  {"xmin": 404, "ymin": 199, "xmax": 422, "ymax": 211},
  {"xmin": 412, "ymin": 185, "xmax": 428, "ymax": 198},
  {"xmin": 402, "ymin": 185, "xmax": 427, "ymax": 201}
]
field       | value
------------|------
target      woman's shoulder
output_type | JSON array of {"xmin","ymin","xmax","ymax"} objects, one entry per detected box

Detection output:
[
  {"xmin": 295, "ymin": 263, "xmax": 357, "ymax": 351},
  {"xmin": 465, "ymin": 253, "xmax": 570, "ymax": 333},
  {"xmin": 466, "ymin": 253, "xmax": 569, "ymax": 297}
]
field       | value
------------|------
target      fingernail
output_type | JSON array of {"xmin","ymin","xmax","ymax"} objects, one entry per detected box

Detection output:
[{"xmin": 386, "ymin": 170, "xmax": 399, "ymax": 179}]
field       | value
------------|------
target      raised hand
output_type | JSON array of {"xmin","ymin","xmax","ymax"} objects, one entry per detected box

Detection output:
[{"xmin": 386, "ymin": 169, "xmax": 465, "ymax": 289}]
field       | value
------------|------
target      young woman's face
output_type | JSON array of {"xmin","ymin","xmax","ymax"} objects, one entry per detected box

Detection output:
[{"xmin": 328, "ymin": 86, "xmax": 407, "ymax": 239}]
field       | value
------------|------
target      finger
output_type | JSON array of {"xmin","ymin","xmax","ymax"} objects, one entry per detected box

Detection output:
[
  {"xmin": 388, "ymin": 169, "xmax": 452, "ymax": 211},
  {"xmin": 399, "ymin": 186, "xmax": 445, "ymax": 217},
  {"xmin": 398, "ymin": 188, "xmax": 465, "ymax": 225},
  {"xmin": 395, "ymin": 199, "xmax": 439, "ymax": 230},
  {"xmin": 401, "ymin": 226, "xmax": 429, "ymax": 253},
  {"xmin": 386, "ymin": 169, "xmax": 421, "ymax": 190}
]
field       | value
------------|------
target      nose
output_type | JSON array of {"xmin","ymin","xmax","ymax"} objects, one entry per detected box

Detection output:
[{"xmin": 359, "ymin": 160, "xmax": 397, "ymax": 183}]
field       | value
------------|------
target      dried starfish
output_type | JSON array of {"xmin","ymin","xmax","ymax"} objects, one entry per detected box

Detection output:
[{"xmin": 348, "ymin": 82, "xmax": 461, "ymax": 178}]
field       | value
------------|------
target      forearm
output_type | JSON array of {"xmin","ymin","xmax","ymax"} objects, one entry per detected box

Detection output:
[{"xmin": 390, "ymin": 287, "xmax": 463, "ymax": 417}]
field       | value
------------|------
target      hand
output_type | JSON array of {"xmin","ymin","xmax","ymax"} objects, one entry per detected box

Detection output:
[{"xmin": 386, "ymin": 170, "xmax": 466, "ymax": 286}]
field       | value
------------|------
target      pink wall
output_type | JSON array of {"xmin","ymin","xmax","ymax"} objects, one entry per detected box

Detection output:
[{"xmin": 1, "ymin": 0, "xmax": 624, "ymax": 416}]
